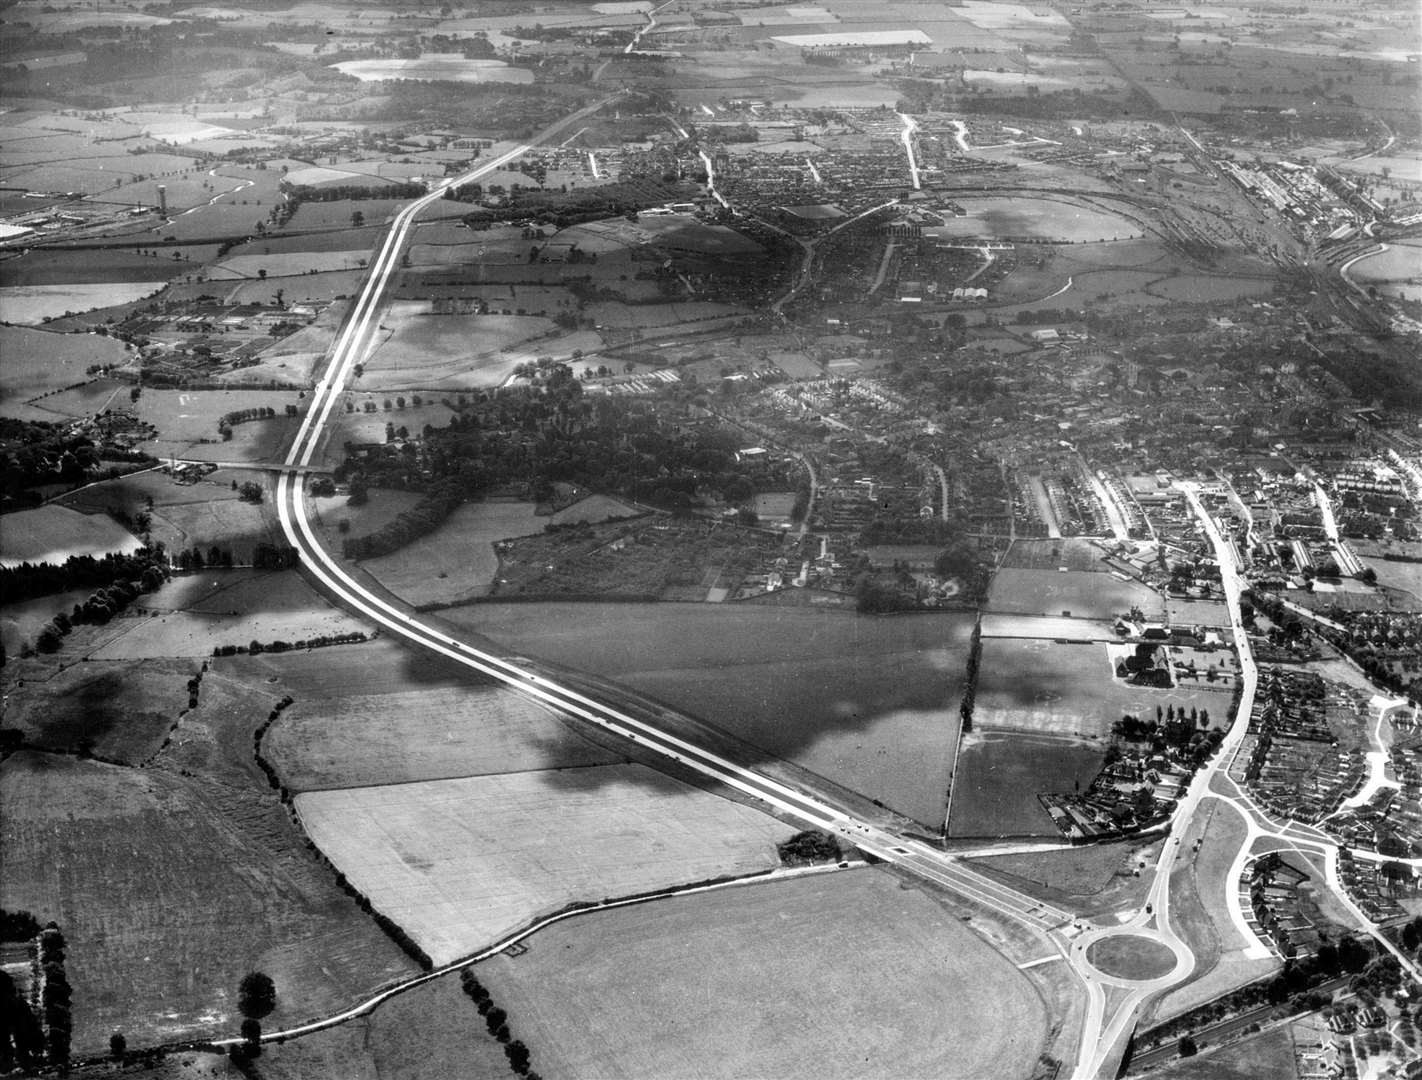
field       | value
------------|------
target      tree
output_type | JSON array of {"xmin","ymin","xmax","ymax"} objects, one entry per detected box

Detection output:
[
  {"xmin": 505, "ymin": 1040, "xmax": 531, "ymax": 1074},
  {"xmin": 1178, "ymin": 1035, "xmax": 1198, "ymax": 1057},
  {"xmin": 238, "ymin": 481, "xmax": 264, "ymax": 504},
  {"xmin": 109, "ymin": 1032, "xmax": 127, "ymax": 1061},
  {"xmin": 351, "ymin": 211, "xmax": 365, "ymax": 228},
  {"xmin": 238, "ymin": 972, "xmax": 276, "ymax": 1019}
]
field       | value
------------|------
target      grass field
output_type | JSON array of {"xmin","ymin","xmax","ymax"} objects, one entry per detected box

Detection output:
[
  {"xmin": 478, "ymin": 868, "xmax": 1047, "ymax": 1080},
  {"xmin": 930, "ymin": 197, "xmax": 1142, "ymax": 242},
  {"xmin": 0, "ymin": 587, "xmax": 92, "ymax": 655},
  {"xmin": 128, "ymin": 388, "xmax": 306, "ymax": 458},
  {"xmin": 253, "ymin": 971, "xmax": 510, "ymax": 1080},
  {"xmin": 2, "ymin": 657, "xmax": 192, "ymax": 762},
  {"xmin": 1000, "ymin": 538, "xmax": 1112, "ymax": 571},
  {"xmin": 362, "ymin": 501, "xmax": 542, "ymax": 606},
  {"xmin": 987, "ymin": 567, "xmax": 1164, "ymax": 620},
  {"xmin": 948, "ymin": 731, "xmax": 1104, "ymax": 837},
  {"xmin": 1086, "ymin": 935, "xmax": 1176, "ymax": 979},
  {"xmin": 0, "ymin": 504, "xmax": 142, "ymax": 568},
  {"xmin": 1150, "ymin": 1023, "xmax": 1296, "ymax": 1080},
  {"xmin": 438, "ymin": 602, "xmax": 974, "ymax": 826},
  {"xmin": 266, "ymin": 683, "xmax": 620, "ymax": 791},
  {"xmin": 296, "ymin": 763, "xmax": 794, "ymax": 965},
  {"xmin": 973, "ymin": 637, "xmax": 1221, "ymax": 739},
  {"xmin": 0, "ymin": 282, "xmax": 166, "ymax": 325},
  {"xmin": 0, "ymin": 325, "xmax": 133, "ymax": 419},
  {"xmin": 99, "ymin": 569, "xmax": 367, "ymax": 660},
  {"xmin": 0, "ymin": 751, "xmax": 416, "ymax": 1054}
]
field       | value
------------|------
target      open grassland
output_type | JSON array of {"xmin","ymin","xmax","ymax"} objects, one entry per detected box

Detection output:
[
  {"xmin": 328, "ymin": 400, "xmax": 456, "ymax": 449},
  {"xmin": 0, "ymin": 325, "xmax": 133, "ymax": 418},
  {"xmin": 479, "ymin": 869, "xmax": 1047, "ymax": 1080},
  {"xmin": 266, "ymin": 684, "xmax": 619, "ymax": 791},
  {"xmin": 363, "ymin": 501, "xmax": 543, "ymax": 606},
  {"xmin": 438, "ymin": 602, "xmax": 974, "ymax": 827},
  {"xmin": 0, "ymin": 751, "xmax": 416, "ymax": 1054},
  {"xmin": 973, "ymin": 637, "xmax": 1223, "ymax": 739},
  {"xmin": 948, "ymin": 731, "xmax": 1104, "ymax": 837},
  {"xmin": 988, "ymin": 567, "xmax": 1164, "ymax": 620},
  {"xmin": 100, "ymin": 569, "xmax": 368, "ymax": 660},
  {"xmin": 1150, "ymin": 1021, "xmax": 1297, "ymax": 1080},
  {"xmin": 253, "ymin": 971, "xmax": 510, "ymax": 1080},
  {"xmin": 2, "ymin": 657, "xmax": 191, "ymax": 763},
  {"xmin": 296, "ymin": 764, "xmax": 795, "ymax": 966},
  {"xmin": 0, "ymin": 504, "xmax": 142, "ymax": 568}
]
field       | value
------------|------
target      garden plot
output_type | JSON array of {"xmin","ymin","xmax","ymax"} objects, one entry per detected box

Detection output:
[{"xmin": 296, "ymin": 764, "xmax": 794, "ymax": 965}]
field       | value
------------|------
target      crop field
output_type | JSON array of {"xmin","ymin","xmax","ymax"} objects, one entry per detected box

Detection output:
[
  {"xmin": 266, "ymin": 683, "xmax": 620, "ymax": 791},
  {"xmin": 973, "ymin": 637, "xmax": 1221, "ymax": 738},
  {"xmin": 0, "ymin": 325, "xmax": 133, "ymax": 417},
  {"xmin": 479, "ymin": 869, "xmax": 1047, "ymax": 1080},
  {"xmin": 296, "ymin": 764, "xmax": 795, "ymax": 965},
  {"xmin": 1, "ymin": 657, "xmax": 192, "ymax": 763},
  {"xmin": 0, "ymin": 751, "xmax": 416, "ymax": 1053},
  {"xmin": 102, "ymin": 569, "xmax": 370, "ymax": 660},
  {"xmin": 363, "ymin": 501, "xmax": 542, "ymax": 606},
  {"xmin": 948, "ymin": 731, "xmax": 1104, "ymax": 837},
  {"xmin": 439, "ymin": 602, "xmax": 974, "ymax": 826},
  {"xmin": 0, "ymin": 504, "xmax": 141, "ymax": 568},
  {"xmin": 253, "ymin": 971, "xmax": 510, "ymax": 1080},
  {"xmin": 987, "ymin": 567, "xmax": 1164, "ymax": 620}
]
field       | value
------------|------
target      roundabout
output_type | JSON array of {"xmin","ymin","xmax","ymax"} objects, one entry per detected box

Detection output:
[{"xmin": 1085, "ymin": 935, "xmax": 1178, "ymax": 982}]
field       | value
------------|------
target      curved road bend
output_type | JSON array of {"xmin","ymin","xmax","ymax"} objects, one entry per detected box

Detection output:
[{"xmin": 272, "ymin": 103, "xmax": 1104, "ymax": 1060}]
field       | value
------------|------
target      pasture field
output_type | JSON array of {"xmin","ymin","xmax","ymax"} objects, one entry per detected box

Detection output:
[
  {"xmin": 987, "ymin": 567, "xmax": 1164, "ymax": 620},
  {"xmin": 253, "ymin": 971, "xmax": 510, "ymax": 1080},
  {"xmin": 948, "ymin": 731, "xmax": 1103, "ymax": 837},
  {"xmin": 208, "ymin": 251, "xmax": 372, "ymax": 279},
  {"xmin": 106, "ymin": 569, "xmax": 369, "ymax": 660},
  {"xmin": 128, "ymin": 388, "xmax": 306, "ymax": 454},
  {"xmin": 0, "ymin": 751, "xmax": 416, "ymax": 1054},
  {"xmin": 307, "ymin": 486, "xmax": 425, "ymax": 551},
  {"xmin": 0, "ymin": 325, "xmax": 133, "ymax": 417},
  {"xmin": 60, "ymin": 467, "xmax": 279, "ymax": 560},
  {"xmin": 328, "ymin": 400, "xmax": 456, "ymax": 449},
  {"xmin": 0, "ymin": 587, "xmax": 92, "ymax": 655},
  {"xmin": 1166, "ymin": 597, "xmax": 1232, "ymax": 626},
  {"xmin": 266, "ymin": 683, "xmax": 620, "ymax": 791},
  {"xmin": 0, "ymin": 245, "xmax": 218, "ymax": 287},
  {"xmin": 1149, "ymin": 1025, "xmax": 1296, "ymax": 1080},
  {"xmin": 438, "ymin": 602, "xmax": 975, "ymax": 826},
  {"xmin": 973, "ymin": 637, "xmax": 1221, "ymax": 738},
  {"xmin": 0, "ymin": 504, "xmax": 141, "ymax": 568},
  {"xmin": 1, "ymin": 657, "xmax": 191, "ymax": 763},
  {"xmin": 296, "ymin": 763, "xmax": 795, "ymax": 965},
  {"xmin": 480, "ymin": 869, "xmax": 1047, "ymax": 1080},
  {"xmin": 363, "ymin": 501, "xmax": 542, "ymax": 606},
  {"xmin": 287, "ymin": 199, "xmax": 465, "ymax": 231}
]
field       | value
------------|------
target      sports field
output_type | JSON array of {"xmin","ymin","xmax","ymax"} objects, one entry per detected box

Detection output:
[
  {"xmin": 439, "ymin": 602, "xmax": 974, "ymax": 826},
  {"xmin": 266, "ymin": 684, "xmax": 620, "ymax": 791},
  {"xmin": 0, "ymin": 751, "xmax": 415, "ymax": 1053},
  {"xmin": 988, "ymin": 567, "xmax": 1164, "ymax": 620},
  {"xmin": 948, "ymin": 731, "xmax": 1104, "ymax": 837},
  {"xmin": 973, "ymin": 637, "xmax": 1222, "ymax": 739},
  {"xmin": 929, "ymin": 197, "xmax": 1142, "ymax": 242},
  {"xmin": 478, "ymin": 869, "xmax": 1047, "ymax": 1080},
  {"xmin": 296, "ymin": 764, "xmax": 794, "ymax": 964}
]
